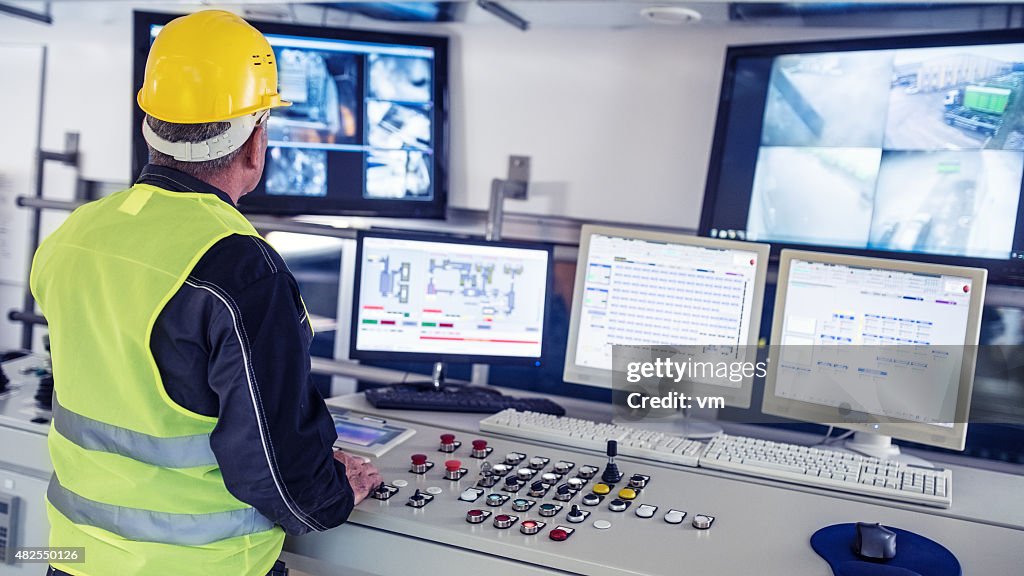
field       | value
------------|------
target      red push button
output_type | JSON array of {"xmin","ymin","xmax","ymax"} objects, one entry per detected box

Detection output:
[
  {"xmin": 411, "ymin": 454, "xmax": 428, "ymax": 465},
  {"xmin": 472, "ymin": 439, "xmax": 487, "ymax": 450},
  {"xmin": 445, "ymin": 460, "xmax": 462, "ymax": 471},
  {"xmin": 549, "ymin": 528, "xmax": 569, "ymax": 541},
  {"xmin": 440, "ymin": 434, "xmax": 456, "ymax": 444}
]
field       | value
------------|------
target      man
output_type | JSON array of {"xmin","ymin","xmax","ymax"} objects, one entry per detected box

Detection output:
[{"xmin": 30, "ymin": 10, "xmax": 381, "ymax": 576}]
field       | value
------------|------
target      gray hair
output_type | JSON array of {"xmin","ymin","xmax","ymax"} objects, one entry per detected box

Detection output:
[{"xmin": 145, "ymin": 115, "xmax": 246, "ymax": 179}]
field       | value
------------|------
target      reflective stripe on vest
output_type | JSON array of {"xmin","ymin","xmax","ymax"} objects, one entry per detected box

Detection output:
[
  {"xmin": 52, "ymin": 397, "xmax": 217, "ymax": 468},
  {"xmin": 48, "ymin": 476, "xmax": 275, "ymax": 546}
]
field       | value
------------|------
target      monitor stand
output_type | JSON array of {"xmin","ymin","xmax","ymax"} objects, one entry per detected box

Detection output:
[
  {"xmin": 401, "ymin": 362, "xmax": 499, "ymax": 395},
  {"xmin": 834, "ymin": 432, "xmax": 934, "ymax": 468}
]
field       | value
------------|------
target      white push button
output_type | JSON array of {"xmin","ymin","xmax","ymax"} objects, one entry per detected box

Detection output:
[
  {"xmin": 425, "ymin": 486, "xmax": 444, "ymax": 495},
  {"xmin": 664, "ymin": 509, "xmax": 686, "ymax": 524},
  {"xmin": 593, "ymin": 520, "xmax": 612, "ymax": 530},
  {"xmin": 635, "ymin": 504, "xmax": 657, "ymax": 518},
  {"xmin": 392, "ymin": 479, "xmax": 409, "ymax": 487}
]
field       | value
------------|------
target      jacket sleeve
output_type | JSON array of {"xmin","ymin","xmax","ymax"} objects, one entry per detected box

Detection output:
[{"xmin": 200, "ymin": 270, "xmax": 354, "ymax": 535}]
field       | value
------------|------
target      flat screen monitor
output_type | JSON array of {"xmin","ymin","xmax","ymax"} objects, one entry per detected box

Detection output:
[
  {"xmin": 762, "ymin": 249, "xmax": 987, "ymax": 451},
  {"xmin": 700, "ymin": 30, "xmax": 1024, "ymax": 282},
  {"xmin": 564, "ymin": 225, "xmax": 770, "ymax": 408},
  {"xmin": 350, "ymin": 231, "xmax": 553, "ymax": 365},
  {"xmin": 133, "ymin": 11, "xmax": 448, "ymax": 219}
]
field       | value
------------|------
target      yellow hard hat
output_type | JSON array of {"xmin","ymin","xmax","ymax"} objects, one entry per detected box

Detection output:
[{"xmin": 137, "ymin": 10, "xmax": 290, "ymax": 124}]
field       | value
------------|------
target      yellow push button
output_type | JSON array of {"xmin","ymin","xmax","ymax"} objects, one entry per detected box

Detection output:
[
  {"xmin": 592, "ymin": 483, "xmax": 611, "ymax": 495},
  {"xmin": 618, "ymin": 488, "xmax": 637, "ymax": 500}
]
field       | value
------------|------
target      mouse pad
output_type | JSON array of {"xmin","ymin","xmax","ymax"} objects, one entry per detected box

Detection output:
[{"xmin": 811, "ymin": 523, "xmax": 961, "ymax": 576}]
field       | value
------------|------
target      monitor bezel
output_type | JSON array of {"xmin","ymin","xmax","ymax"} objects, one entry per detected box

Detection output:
[
  {"xmin": 132, "ymin": 10, "xmax": 450, "ymax": 219},
  {"xmin": 699, "ymin": 28, "xmax": 1024, "ymax": 284},
  {"xmin": 349, "ymin": 229, "xmax": 554, "ymax": 365},
  {"xmin": 563, "ymin": 224, "xmax": 771, "ymax": 409},
  {"xmin": 761, "ymin": 249, "xmax": 987, "ymax": 451}
]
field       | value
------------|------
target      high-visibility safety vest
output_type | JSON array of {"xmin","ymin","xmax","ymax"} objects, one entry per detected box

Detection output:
[{"xmin": 30, "ymin": 183, "xmax": 285, "ymax": 576}]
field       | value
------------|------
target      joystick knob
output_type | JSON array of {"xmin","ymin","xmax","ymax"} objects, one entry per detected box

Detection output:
[
  {"xmin": 504, "ymin": 476, "xmax": 521, "ymax": 490},
  {"xmin": 471, "ymin": 439, "xmax": 489, "ymax": 458},
  {"xmin": 554, "ymin": 483, "xmax": 573, "ymax": 501},
  {"xmin": 567, "ymin": 504, "xmax": 585, "ymax": 523},
  {"xmin": 466, "ymin": 509, "xmax": 486, "ymax": 524},
  {"xmin": 410, "ymin": 454, "xmax": 429, "ymax": 474},
  {"xmin": 444, "ymin": 460, "xmax": 463, "ymax": 480},
  {"xmin": 601, "ymin": 440, "xmax": 622, "ymax": 483}
]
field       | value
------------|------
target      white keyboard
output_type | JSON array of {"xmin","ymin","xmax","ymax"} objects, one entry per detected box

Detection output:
[
  {"xmin": 479, "ymin": 409, "xmax": 705, "ymax": 467},
  {"xmin": 480, "ymin": 410, "xmax": 953, "ymax": 508},
  {"xmin": 700, "ymin": 435, "xmax": 952, "ymax": 508}
]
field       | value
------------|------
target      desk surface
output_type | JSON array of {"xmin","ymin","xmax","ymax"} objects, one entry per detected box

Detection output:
[{"xmin": 313, "ymin": 390, "xmax": 1024, "ymax": 575}]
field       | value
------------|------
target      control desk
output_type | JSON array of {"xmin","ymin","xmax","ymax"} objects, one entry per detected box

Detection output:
[{"xmin": 284, "ymin": 392, "xmax": 1024, "ymax": 576}]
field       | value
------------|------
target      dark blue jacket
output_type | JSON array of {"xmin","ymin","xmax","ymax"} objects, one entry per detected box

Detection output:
[{"xmin": 140, "ymin": 164, "xmax": 354, "ymax": 535}]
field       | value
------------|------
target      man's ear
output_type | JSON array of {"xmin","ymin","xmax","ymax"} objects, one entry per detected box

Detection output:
[{"xmin": 245, "ymin": 124, "xmax": 265, "ymax": 169}]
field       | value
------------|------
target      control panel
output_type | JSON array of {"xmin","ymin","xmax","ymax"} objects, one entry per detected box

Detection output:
[{"xmin": 325, "ymin": 416, "xmax": 724, "ymax": 576}]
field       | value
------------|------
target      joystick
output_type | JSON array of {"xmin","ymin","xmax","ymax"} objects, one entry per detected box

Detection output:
[
  {"xmin": 0, "ymin": 364, "xmax": 9, "ymax": 394},
  {"xmin": 601, "ymin": 440, "xmax": 623, "ymax": 484},
  {"xmin": 567, "ymin": 504, "xmax": 586, "ymax": 523}
]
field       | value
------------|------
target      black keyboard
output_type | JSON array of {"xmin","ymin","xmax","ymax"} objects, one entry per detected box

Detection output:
[{"xmin": 364, "ymin": 386, "xmax": 566, "ymax": 416}]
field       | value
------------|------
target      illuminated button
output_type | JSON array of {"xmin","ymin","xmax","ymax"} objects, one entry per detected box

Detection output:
[
  {"xmin": 517, "ymin": 468, "xmax": 534, "ymax": 480},
  {"xmin": 577, "ymin": 466, "xmax": 598, "ymax": 479},
  {"xmin": 567, "ymin": 478, "xmax": 585, "ymax": 490},
  {"xmin": 554, "ymin": 461, "xmax": 572, "ymax": 474},
  {"xmin": 493, "ymin": 514, "xmax": 515, "ymax": 529},
  {"xmin": 505, "ymin": 453, "xmax": 523, "ymax": 465},
  {"xmin": 549, "ymin": 528, "xmax": 569, "ymax": 542},
  {"xmin": 541, "ymin": 473, "xmax": 559, "ymax": 484},
  {"xmin": 529, "ymin": 457, "xmax": 546, "ymax": 469},
  {"xmin": 617, "ymin": 488, "xmax": 637, "ymax": 500},
  {"xmin": 692, "ymin": 514, "xmax": 713, "ymax": 530},
  {"xmin": 592, "ymin": 483, "xmax": 611, "ymax": 495},
  {"xmin": 491, "ymin": 464, "xmax": 511, "ymax": 475},
  {"xmin": 460, "ymin": 489, "xmax": 482, "ymax": 502},
  {"xmin": 593, "ymin": 520, "xmax": 612, "ymax": 530},
  {"xmin": 512, "ymin": 498, "xmax": 532, "ymax": 512},
  {"xmin": 538, "ymin": 503, "xmax": 559, "ymax": 517},
  {"xmin": 629, "ymin": 474, "xmax": 647, "ymax": 488},
  {"xmin": 466, "ymin": 509, "xmax": 486, "ymax": 523},
  {"xmin": 486, "ymin": 494, "xmax": 505, "ymax": 506},
  {"xmin": 520, "ymin": 520, "xmax": 541, "ymax": 535}
]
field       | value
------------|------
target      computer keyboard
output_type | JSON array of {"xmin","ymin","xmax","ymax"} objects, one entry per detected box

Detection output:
[
  {"xmin": 479, "ymin": 410, "xmax": 953, "ymax": 508},
  {"xmin": 365, "ymin": 387, "xmax": 565, "ymax": 416},
  {"xmin": 700, "ymin": 434, "xmax": 952, "ymax": 508},
  {"xmin": 479, "ymin": 409, "xmax": 705, "ymax": 467}
]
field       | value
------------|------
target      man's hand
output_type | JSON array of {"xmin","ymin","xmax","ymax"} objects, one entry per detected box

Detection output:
[{"xmin": 334, "ymin": 450, "xmax": 383, "ymax": 505}]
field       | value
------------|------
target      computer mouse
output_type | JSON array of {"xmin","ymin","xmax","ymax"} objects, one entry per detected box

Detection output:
[{"xmin": 855, "ymin": 522, "xmax": 897, "ymax": 560}]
